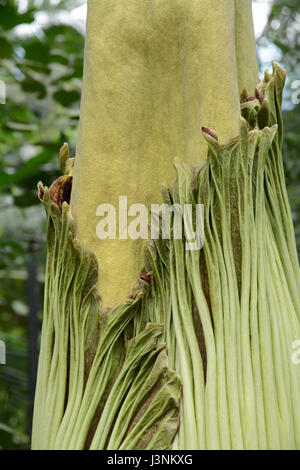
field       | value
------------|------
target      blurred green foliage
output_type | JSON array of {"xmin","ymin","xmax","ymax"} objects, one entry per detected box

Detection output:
[{"xmin": 0, "ymin": 0, "xmax": 299, "ymax": 451}]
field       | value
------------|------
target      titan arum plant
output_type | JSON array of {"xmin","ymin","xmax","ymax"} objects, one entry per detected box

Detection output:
[{"xmin": 32, "ymin": 0, "xmax": 300, "ymax": 450}]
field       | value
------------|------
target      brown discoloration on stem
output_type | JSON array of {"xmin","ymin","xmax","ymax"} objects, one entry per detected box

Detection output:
[
  {"xmin": 139, "ymin": 271, "xmax": 152, "ymax": 285},
  {"xmin": 49, "ymin": 175, "xmax": 73, "ymax": 210}
]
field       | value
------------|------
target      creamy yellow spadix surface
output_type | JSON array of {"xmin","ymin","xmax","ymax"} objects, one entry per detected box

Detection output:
[{"xmin": 71, "ymin": 0, "xmax": 258, "ymax": 306}]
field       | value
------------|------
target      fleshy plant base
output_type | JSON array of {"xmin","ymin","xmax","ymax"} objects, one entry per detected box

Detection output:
[
  {"xmin": 32, "ymin": 63, "xmax": 300, "ymax": 450},
  {"xmin": 32, "ymin": 179, "xmax": 181, "ymax": 450}
]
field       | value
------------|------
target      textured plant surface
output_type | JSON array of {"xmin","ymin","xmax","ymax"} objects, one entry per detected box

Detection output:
[
  {"xmin": 71, "ymin": 0, "xmax": 258, "ymax": 306},
  {"xmin": 32, "ymin": 63, "xmax": 300, "ymax": 449}
]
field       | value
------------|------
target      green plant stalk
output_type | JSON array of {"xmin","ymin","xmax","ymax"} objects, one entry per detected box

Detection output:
[
  {"xmin": 266, "ymin": 222, "xmax": 300, "ymax": 447},
  {"xmin": 237, "ymin": 125, "xmax": 258, "ymax": 449},
  {"xmin": 201, "ymin": 135, "xmax": 244, "ymax": 449},
  {"xmin": 169, "ymin": 254, "xmax": 200, "ymax": 449},
  {"xmin": 247, "ymin": 130, "xmax": 268, "ymax": 449},
  {"xmin": 200, "ymin": 169, "xmax": 231, "ymax": 450}
]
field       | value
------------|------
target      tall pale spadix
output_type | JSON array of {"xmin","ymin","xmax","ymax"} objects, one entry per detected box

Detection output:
[{"xmin": 71, "ymin": 0, "xmax": 258, "ymax": 306}]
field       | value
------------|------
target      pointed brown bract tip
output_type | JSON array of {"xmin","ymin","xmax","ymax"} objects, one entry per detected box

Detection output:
[
  {"xmin": 60, "ymin": 142, "xmax": 69, "ymax": 158},
  {"xmin": 255, "ymin": 88, "xmax": 264, "ymax": 105},
  {"xmin": 49, "ymin": 175, "xmax": 72, "ymax": 210},
  {"xmin": 37, "ymin": 182, "xmax": 45, "ymax": 201},
  {"xmin": 240, "ymin": 88, "xmax": 248, "ymax": 103},
  {"xmin": 59, "ymin": 142, "xmax": 70, "ymax": 174},
  {"xmin": 201, "ymin": 127, "xmax": 218, "ymax": 141},
  {"xmin": 264, "ymin": 68, "xmax": 272, "ymax": 84},
  {"xmin": 139, "ymin": 270, "xmax": 152, "ymax": 285}
]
